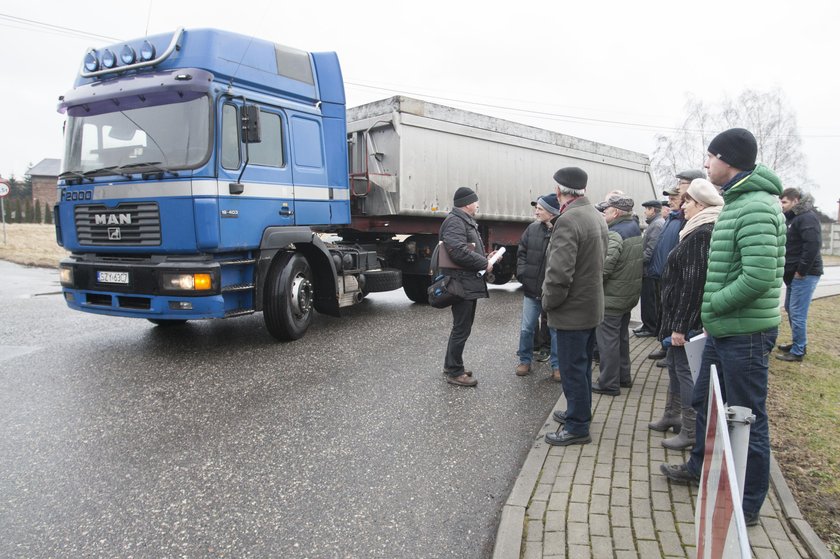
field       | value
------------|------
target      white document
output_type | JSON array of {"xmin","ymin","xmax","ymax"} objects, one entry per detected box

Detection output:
[
  {"xmin": 478, "ymin": 246, "xmax": 506, "ymax": 276},
  {"xmin": 685, "ymin": 332, "xmax": 708, "ymax": 383}
]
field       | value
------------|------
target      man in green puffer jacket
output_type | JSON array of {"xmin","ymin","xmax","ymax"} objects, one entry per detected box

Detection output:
[{"xmin": 660, "ymin": 128, "xmax": 786, "ymax": 528}]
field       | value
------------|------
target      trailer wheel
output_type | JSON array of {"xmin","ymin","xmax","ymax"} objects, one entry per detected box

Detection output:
[
  {"xmin": 147, "ymin": 319, "xmax": 188, "ymax": 326},
  {"xmin": 363, "ymin": 268, "xmax": 402, "ymax": 293},
  {"xmin": 402, "ymin": 274, "xmax": 431, "ymax": 303},
  {"xmin": 263, "ymin": 252, "xmax": 314, "ymax": 341}
]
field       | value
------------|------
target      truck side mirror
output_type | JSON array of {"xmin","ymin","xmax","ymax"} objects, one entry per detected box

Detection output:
[{"xmin": 241, "ymin": 104, "xmax": 261, "ymax": 143}]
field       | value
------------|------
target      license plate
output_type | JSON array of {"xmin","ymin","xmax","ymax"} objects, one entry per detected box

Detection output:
[{"xmin": 96, "ymin": 271, "xmax": 129, "ymax": 284}]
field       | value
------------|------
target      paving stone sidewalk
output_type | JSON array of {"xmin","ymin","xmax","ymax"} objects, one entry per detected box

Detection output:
[{"xmin": 494, "ymin": 334, "xmax": 833, "ymax": 559}]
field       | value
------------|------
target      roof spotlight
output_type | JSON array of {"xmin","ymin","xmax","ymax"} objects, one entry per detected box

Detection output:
[
  {"xmin": 83, "ymin": 51, "xmax": 99, "ymax": 72},
  {"xmin": 101, "ymin": 49, "xmax": 117, "ymax": 69},
  {"xmin": 140, "ymin": 40, "xmax": 156, "ymax": 61},
  {"xmin": 120, "ymin": 45, "xmax": 136, "ymax": 65}
]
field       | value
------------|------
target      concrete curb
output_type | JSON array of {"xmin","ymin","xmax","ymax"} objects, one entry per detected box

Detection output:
[
  {"xmin": 492, "ymin": 394, "xmax": 567, "ymax": 559},
  {"xmin": 769, "ymin": 455, "xmax": 836, "ymax": 559}
]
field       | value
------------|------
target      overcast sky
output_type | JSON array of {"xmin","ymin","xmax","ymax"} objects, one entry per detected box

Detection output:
[{"xmin": 1, "ymin": 0, "xmax": 838, "ymax": 215}]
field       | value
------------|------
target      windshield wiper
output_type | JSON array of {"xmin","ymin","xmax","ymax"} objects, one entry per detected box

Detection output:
[
  {"xmin": 82, "ymin": 166, "xmax": 132, "ymax": 178},
  {"xmin": 117, "ymin": 162, "xmax": 179, "ymax": 178},
  {"xmin": 58, "ymin": 171, "xmax": 93, "ymax": 184}
]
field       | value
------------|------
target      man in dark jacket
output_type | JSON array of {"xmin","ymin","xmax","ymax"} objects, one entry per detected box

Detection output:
[
  {"xmin": 592, "ymin": 195, "xmax": 643, "ymax": 396},
  {"xmin": 439, "ymin": 186, "xmax": 496, "ymax": 387},
  {"xmin": 515, "ymin": 193, "xmax": 561, "ymax": 379},
  {"xmin": 776, "ymin": 188, "xmax": 824, "ymax": 362},
  {"xmin": 542, "ymin": 167, "xmax": 608, "ymax": 446},
  {"xmin": 635, "ymin": 199, "xmax": 665, "ymax": 336}
]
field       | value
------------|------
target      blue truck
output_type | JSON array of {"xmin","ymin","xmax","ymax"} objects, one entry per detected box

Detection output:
[{"xmin": 55, "ymin": 28, "xmax": 656, "ymax": 340}]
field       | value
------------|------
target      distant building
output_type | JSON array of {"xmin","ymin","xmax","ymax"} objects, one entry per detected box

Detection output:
[{"xmin": 27, "ymin": 158, "xmax": 61, "ymax": 208}]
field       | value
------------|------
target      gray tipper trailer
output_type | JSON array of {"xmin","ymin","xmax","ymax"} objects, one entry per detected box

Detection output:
[{"xmin": 341, "ymin": 95, "xmax": 658, "ymax": 303}]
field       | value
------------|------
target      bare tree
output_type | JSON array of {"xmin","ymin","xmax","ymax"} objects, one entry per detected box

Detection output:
[{"xmin": 651, "ymin": 88, "xmax": 813, "ymax": 191}]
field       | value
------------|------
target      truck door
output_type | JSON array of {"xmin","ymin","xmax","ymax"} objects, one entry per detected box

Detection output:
[
  {"xmin": 288, "ymin": 112, "xmax": 331, "ymax": 226},
  {"xmin": 216, "ymin": 102, "xmax": 295, "ymax": 249}
]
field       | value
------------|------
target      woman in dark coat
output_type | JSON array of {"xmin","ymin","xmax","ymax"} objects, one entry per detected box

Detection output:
[{"xmin": 649, "ymin": 179, "xmax": 723, "ymax": 449}]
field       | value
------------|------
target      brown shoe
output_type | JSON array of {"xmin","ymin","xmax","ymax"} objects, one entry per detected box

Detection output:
[
  {"xmin": 446, "ymin": 373, "xmax": 478, "ymax": 387},
  {"xmin": 551, "ymin": 369, "xmax": 561, "ymax": 382},
  {"xmin": 515, "ymin": 363, "xmax": 531, "ymax": 376}
]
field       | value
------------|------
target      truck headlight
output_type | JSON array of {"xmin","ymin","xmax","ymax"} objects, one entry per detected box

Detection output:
[
  {"xmin": 162, "ymin": 273, "xmax": 213, "ymax": 291},
  {"xmin": 59, "ymin": 266, "xmax": 74, "ymax": 287}
]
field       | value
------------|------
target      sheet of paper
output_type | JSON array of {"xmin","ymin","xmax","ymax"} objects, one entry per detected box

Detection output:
[{"xmin": 685, "ymin": 332, "xmax": 708, "ymax": 384}]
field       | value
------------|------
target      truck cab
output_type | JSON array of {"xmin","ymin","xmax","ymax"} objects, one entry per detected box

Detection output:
[{"xmin": 55, "ymin": 28, "xmax": 380, "ymax": 340}]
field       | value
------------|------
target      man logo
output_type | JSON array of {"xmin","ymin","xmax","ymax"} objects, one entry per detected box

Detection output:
[
  {"xmin": 108, "ymin": 228, "xmax": 122, "ymax": 241},
  {"xmin": 95, "ymin": 213, "xmax": 132, "ymax": 225}
]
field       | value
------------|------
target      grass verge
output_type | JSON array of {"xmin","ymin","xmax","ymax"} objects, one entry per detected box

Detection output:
[{"xmin": 769, "ymin": 295, "xmax": 840, "ymax": 555}]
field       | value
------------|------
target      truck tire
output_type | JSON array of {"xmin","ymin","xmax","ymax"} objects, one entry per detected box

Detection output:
[
  {"xmin": 263, "ymin": 252, "xmax": 314, "ymax": 341},
  {"xmin": 363, "ymin": 268, "xmax": 402, "ymax": 293},
  {"xmin": 403, "ymin": 274, "xmax": 431, "ymax": 303},
  {"xmin": 147, "ymin": 319, "xmax": 188, "ymax": 326}
]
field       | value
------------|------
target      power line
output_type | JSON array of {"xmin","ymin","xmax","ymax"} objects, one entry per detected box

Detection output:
[{"xmin": 0, "ymin": 13, "xmax": 121, "ymax": 43}]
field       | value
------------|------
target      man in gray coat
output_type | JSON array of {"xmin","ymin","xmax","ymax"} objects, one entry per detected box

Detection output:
[
  {"xmin": 634, "ymin": 200, "xmax": 665, "ymax": 337},
  {"xmin": 542, "ymin": 167, "xmax": 609, "ymax": 446}
]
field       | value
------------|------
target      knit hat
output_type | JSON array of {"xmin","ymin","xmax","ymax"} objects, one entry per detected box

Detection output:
[
  {"xmin": 707, "ymin": 128, "xmax": 757, "ymax": 171},
  {"xmin": 641, "ymin": 199, "xmax": 662, "ymax": 209},
  {"xmin": 453, "ymin": 186, "xmax": 478, "ymax": 207},
  {"xmin": 531, "ymin": 193, "xmax": 561, "ymax": 215},
  {"xmin": 553, "ymin": 167, "xmax": 588, "ymax": 190},
  {"xmin": 686, "ymin": 178, "xmax": 724, "ymax": 207}
]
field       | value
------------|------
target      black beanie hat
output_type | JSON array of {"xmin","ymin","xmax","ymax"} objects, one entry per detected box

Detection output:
[
  {"xmin": 553, "ymin": 167, "xmax": 588, "ymax": 190},
  {"xmin": 453, "ymin": 186, "xmax": 478, "ymax": 207},
  {"xmin": 707, "ymin": 128, "xmax": 757, "ymax": 171}
]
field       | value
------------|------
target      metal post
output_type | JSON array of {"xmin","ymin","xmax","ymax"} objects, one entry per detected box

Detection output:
[
  {"xmin": 726, "ymin": 405, "xmax": 755, "ymax": 503},
  {"xmin": 1, "ymin": 197, "xmax": 5, "ymax": 244}
]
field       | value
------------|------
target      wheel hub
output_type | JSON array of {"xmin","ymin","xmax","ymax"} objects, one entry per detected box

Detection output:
[{"xmin": 290, "ymin": 274, "xmax": 313, "ymax": 318}]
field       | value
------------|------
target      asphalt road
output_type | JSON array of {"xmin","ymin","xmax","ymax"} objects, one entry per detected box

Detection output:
[{"xmin": 0, "ymin": 261, "xmax": 564, "ymax": 558}]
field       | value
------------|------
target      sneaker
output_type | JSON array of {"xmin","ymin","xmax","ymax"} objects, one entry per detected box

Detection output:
[
  {"xmin": 743, "ymin": 510, "xmax": 760, "ymax": 527},
  {"xmin": 533, "ymin": 350, "xmax": 550, "ymax": 363},
  {"xmin": 545, "ymin": 429, "xmax": 591, "ymax": 446},
  {"xmin": 655, "ymin": 359, "xmax": 667, "ymax": 368},
  {"xmin": 515, "ymin": 363, "xmax": 531, "ymax": 376},
  {"xmin": 777, "ymin": 343, "xmax": 806, "ymax": 355},
  {"xmin": 659, "ymin": 462, "xmax": 700, "ymax": 485},
  {"xmin": 634, "ymin": 328, "xmax": 656, "ymax": 338}
]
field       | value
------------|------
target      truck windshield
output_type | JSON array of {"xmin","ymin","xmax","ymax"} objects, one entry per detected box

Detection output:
[{"xmin": 62, "ymin": 95, "xmax": 211, "ymax": 175}]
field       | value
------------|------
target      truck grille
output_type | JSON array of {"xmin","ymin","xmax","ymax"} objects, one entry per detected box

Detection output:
[{"xmin": 75, "ymin": 203, "xmax": 161, "ymax": 246}]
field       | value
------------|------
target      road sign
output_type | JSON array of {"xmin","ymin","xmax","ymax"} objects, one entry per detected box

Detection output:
[
  {"xmin": 695, "ymin": 367, "xmax": 751, "ymax": 558},
  {"xmin": 0, "ymin": 182, "xmax": 9, "ymax": 197}
]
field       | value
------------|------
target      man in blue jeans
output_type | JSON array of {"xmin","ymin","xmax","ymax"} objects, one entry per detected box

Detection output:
[
  {"xmin": 776, "ymin": 187, "xmax": 823, "ymax": 362},
  {"xmin": 541, "ymin": 167, "xmax": 608, "ymax": 446},
  {"xmin": 515, "ymin": 193, "xmax": 561, "ymax": 380},
  {"xmin": 659, "ymin": 128, "xmax": 786, "ymax": 527}
]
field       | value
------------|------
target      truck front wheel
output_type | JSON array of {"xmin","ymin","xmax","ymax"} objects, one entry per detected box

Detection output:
[{"xmin": 263, "ymin": 252, "xmax": 314, "ymax": 341}]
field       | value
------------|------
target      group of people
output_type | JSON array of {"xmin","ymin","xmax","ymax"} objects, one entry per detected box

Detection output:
[{"xmin": 435, "ymin": 127, "xmax": 824, "ymax": 527}]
